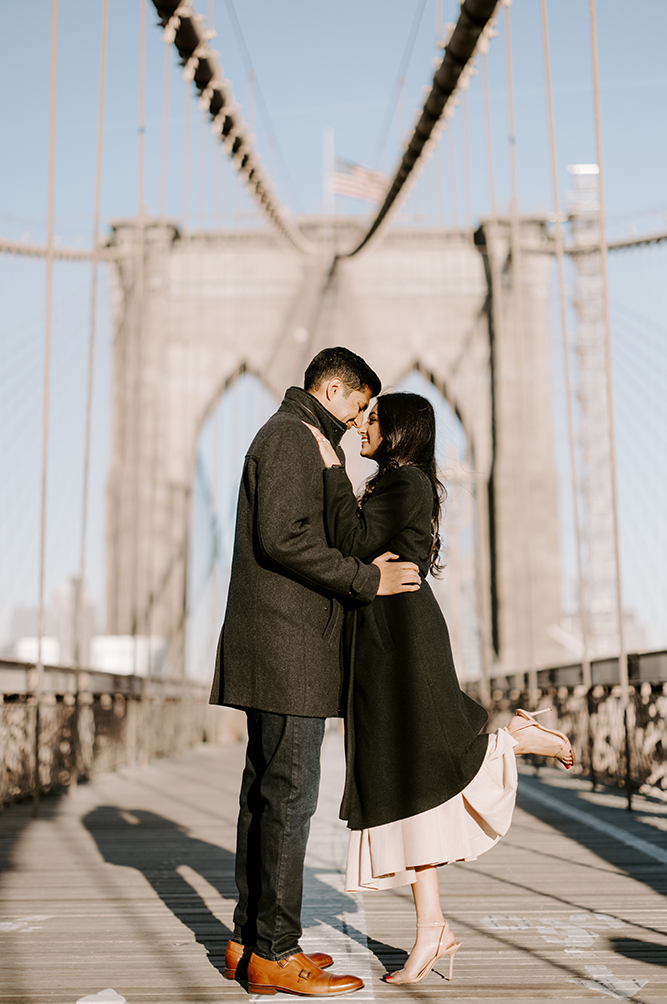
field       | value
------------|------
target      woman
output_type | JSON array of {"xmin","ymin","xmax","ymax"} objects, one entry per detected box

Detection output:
[{"xmin": 304, "ymin": 392, "xmax": 573, "ymax": 985}]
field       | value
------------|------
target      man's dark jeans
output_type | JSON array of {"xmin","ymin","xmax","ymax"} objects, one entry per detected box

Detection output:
[{"xmin": 233, "ymin": 710, "xmax": 326, "ymax": 961}]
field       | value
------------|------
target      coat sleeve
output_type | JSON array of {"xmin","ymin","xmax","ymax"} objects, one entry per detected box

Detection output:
[
  {"xmin": 253, "ymin": 425, "xmax": 380, "ymax": 603},
  {"xmin": 323, "ymin": 465, "xmax": 427, "ymax": 560}
]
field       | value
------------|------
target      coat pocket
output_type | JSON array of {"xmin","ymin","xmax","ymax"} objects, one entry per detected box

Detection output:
[{"xmin": 322, "ymin": 599, "xmax": 342, "ymax": 644}]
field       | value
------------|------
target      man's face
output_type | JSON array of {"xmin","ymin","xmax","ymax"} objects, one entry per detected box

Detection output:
[{"xmin": 321, "ymin": 380, "xmax": 373, "ymax": 428}]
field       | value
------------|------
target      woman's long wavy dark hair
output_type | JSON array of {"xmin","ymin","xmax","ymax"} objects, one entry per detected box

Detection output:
[{"xmin": 359, "ymin": 392, "xmax": 445, "ymax": 575}]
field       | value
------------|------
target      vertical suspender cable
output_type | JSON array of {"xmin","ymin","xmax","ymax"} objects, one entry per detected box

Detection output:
[
  {"xmin": 34, "ymin": 0, "xmax": 59, "ymax": 819},
  {"xmin": 137, "ymin": 0, "xmax": 147, "ymax": 222},
  {"xmin": 75, "ymin": 0, "xmax": 108, "ymax": 670},
  {"xmin": 447, "ymin": 127, "xmax": 459, "ymax": 227},
  {"xmin": 481, "ymin": 56, "xmax": 497, "ymax": 223},
  {"xmin": 539, "ymin": 0, "xmax": 591, "ymax": 689},
  {"xmin": 183, "ymin": 80, "xmax": 191, "ymax": 228},
  {"xmin": 433, "ymin": 143, "xmax": 445, "ymax": 225},
  {"xmin": 71, "ymin": 0, "xmax": 108, "ymax": 793},
  {"xmin": 145, "ymin": 26, "xmax": 173, "ymax": 675},
  {"xmin": 588, "ymin": 0, "xmax": 630, "ymax": 806},
  {"xmin": 461, "ymin": 90, "xmax": 473, "ymax": 230},
  {"xmin": 131, "ymin": 0, "xmax": 147, "ymax": 665},
  {"xmin": 134, "ymin": 0, "xmax": 149, "ymax": 758},
  {"xmin": 198, "ymin": 115, "xmax": 207, "ymax": 227},
  {"xmin": 504, "ymin": 2, "xmax": 536, "ymax": 691},
  {"xmin": 478, "ymin": 51, "xmax": 501, "ymax": 698},
  {"xmin": 159, "ymin": 41, "xmax": 171, "ymax": 221}
]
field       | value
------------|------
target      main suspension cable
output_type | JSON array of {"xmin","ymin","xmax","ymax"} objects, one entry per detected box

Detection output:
[
  {"xmin": 345, "ymin": 0, "xmax": 502, "ymax": 257},
  {"xmin": 151, "ymin": 0, "xmax": 312, "ymax": 254}
]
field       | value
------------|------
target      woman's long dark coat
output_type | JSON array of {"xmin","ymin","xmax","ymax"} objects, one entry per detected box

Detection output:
[{"xmin": 323, "ymin": 464, "xmax": 489, "ymax": 830}]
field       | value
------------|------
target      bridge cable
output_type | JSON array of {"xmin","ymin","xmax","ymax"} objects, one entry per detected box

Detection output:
[
  {"xmin": 143, "ymin": 27, "xmax": 175, "ymax": 676},
  {"xmin": 222, "ymin": 0, "xmax": 300, "ymax": 212},
  {"xmin": 374, "ymin": 0, "xmax": 429, "ymax": 173},
  {"xmin": 479, "ymin": 49, "xmax": 502, "ymax": 676},
  {"xmin": 75, "ymin": 0, "xmax": 108, "ymax": 674},
  {"xmin": 447, "ymin": 125, "xmax": 459, "ymax": 227},
  {"xmin": 205, "ymin": 0, "xmax": 222, "ymax": 676},
  {"xmin": 481, "ymin": 55, "xmax": 496, "ymax": 220},
  {"xmin": 344, "ymin": 0, "xmax": 502, "ymax": 258},
  {"xmin": 130, "ymin": 0, "xmax": 147, "ymax": 673},
  {"xmin": 68, "ymin": 0, "xmax": 109, "ymax": 797},
  {"xmin": 197, "ymin": 106, "xmax": 208, "ymax": 226},
  {"xmin": 34, "ymin": 0, "xmax": 59, "ymax": 818},
  {"xmin": 151, "ymin": 0, "xmax": 312, "ymax": 254},
  {"xmin": 159, "ymin": 39, "xmax": 171, "ymax": 219},
  {"xmin": 461, "ymin": 90, "xmax": 473, "ymax": 229},
  {"xmin": 183, "ymin": 78, "xmax": 191, "ymax": 227},
  {"xmin": 504, "ymin": 2, "xmax": 537, "ymax": 685},
  {"xmin": 588, "ymin": 0, "xmax": 630, "ymax": 800},
  {"xmin": 220, "ymin": 0, "xmax": 295, "ymax": 211},
  {"xmin": 539, "ymin": 0, "xmax": 591, "ymax": 688}
]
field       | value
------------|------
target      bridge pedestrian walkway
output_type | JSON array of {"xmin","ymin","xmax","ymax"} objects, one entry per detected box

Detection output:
[{"xmin": 1, "ymin": 725, "xmax": 666, "ymax": 1004}]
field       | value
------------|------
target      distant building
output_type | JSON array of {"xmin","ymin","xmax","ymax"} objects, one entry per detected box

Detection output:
[
  {"xmin": 6, "ymin": 577, "xmax": 97, "ymax": 666},
  {"xmin": 90, "ymin": 635, "xmax": 167, "ymax": 676}
]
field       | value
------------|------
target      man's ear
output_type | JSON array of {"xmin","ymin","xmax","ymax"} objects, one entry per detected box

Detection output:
[{"xmin": 325, "ymin": 378, "xmax": 343, "ymax": 400}]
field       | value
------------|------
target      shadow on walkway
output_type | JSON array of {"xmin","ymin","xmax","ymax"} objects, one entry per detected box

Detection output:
[
  {"xmin": 0, "ymin": 793, "xmax": 62, "ymax": 874},
  {"xmin": 84, "ymin": 807, "xmax": 236, "ymax": 973},
  {"xmin": 516, "ymin": 776, "xmax": 667, "ymax": 905},
  {"xmin": 83, "ymin": 807, "xmax": 401, "ymax": 980},
  {"xmin": 610, "ymin": 937, "xmax": 667, "ymax": 968}
]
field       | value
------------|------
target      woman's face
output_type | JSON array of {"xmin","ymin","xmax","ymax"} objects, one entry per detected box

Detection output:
[{"xmin": 359, "ymin": 404, "xmax": 382, "ymax": 458}]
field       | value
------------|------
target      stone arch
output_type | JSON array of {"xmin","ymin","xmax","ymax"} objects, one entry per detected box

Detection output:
[{"xmin": 106, "ymin": 216, "xmax": 565, "ymax": 678}]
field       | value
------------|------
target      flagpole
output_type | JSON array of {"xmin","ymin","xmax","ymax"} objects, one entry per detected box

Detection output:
[{"xmin": 323, "ymin": 127, "xmax": 335, "ymax": 215}]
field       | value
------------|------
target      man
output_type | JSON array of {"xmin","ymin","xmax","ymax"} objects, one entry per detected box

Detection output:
[{"xmin": 210, "ymin": 347, "xmax": 421, "ymax": 996}]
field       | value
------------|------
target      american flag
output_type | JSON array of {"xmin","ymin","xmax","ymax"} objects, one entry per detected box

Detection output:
[{"xmin": 330, "ymin": 157, "xmax": 388, "ymax": 204}]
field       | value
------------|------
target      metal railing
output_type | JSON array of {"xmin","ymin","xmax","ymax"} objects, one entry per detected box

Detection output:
[
  {"xmin": 0, "ymin": 659, "xmax": 242, "ymax": 806},
  {"xmin": 468, "ymin": 649, "xmax": 667, "ymax": 803}
]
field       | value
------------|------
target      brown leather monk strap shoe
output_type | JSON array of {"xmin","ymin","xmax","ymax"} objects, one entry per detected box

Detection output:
[
  {"xmin": 247, "ymin": 951, "xmax": 364, "ymax": 996},
  {"xmin": 224, "ymin": 940, "xmax": 334, "ymax": 980}
]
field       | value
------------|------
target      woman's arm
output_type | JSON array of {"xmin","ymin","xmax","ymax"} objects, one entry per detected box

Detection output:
[
  {"xmin": 323, "ymin": 466, "xmax": 425, "ymax": 560},
  {"xmin": 299, "ymin": 420, "xmax": 429, "ymax": 560}
]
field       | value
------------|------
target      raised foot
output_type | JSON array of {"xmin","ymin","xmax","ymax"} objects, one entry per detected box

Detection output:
[{"xmin": 508, "ymin": 708, "xmax": 574, "ymax": 768}]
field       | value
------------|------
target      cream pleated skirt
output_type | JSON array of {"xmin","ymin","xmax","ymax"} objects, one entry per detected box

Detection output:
[{"xmin": 345, "ymin": 728, "xmax": 518, "ymax": 892}]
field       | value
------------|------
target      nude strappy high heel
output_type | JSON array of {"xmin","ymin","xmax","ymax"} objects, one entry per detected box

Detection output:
[
  {"xmin": 508, "ymin": 707, "xmax": 574, "ymax": 768},
  {"xmin": 386, "ymin": 921, "xmax": 461, "ymax": 984}
]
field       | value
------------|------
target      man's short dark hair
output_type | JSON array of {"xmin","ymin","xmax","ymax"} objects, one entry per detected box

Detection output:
[{"xmin": 304, "ymin": 347, "xmax": 381, "ymax": 398}]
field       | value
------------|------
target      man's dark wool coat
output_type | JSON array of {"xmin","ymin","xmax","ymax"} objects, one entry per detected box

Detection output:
[
  {"xmin": 209, "ymin": 386, "xmax": 380, "ymax": 719},
  {"xmin": 322, "ymin": 463, "xmax": 489, "ymax": 830}
]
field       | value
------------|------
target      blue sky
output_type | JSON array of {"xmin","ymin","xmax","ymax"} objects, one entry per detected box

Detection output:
[
  {"xmin": 1, "ymin": 0, "xmax": 666, "ymax": 658},
  {"xmin": 2, "ymin": 0, "xmax": 667, "ymax": 234}
]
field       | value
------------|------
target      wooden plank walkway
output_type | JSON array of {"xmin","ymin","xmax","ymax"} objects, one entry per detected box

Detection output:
[{"xmin": 1, "ymin": 724, "xmax": 667, "ymax": 1003}]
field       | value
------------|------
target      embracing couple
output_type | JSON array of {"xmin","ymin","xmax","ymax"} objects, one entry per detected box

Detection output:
[{"xmin": 210, "ymin": 347, "xmax": 573, "ymax": 996}]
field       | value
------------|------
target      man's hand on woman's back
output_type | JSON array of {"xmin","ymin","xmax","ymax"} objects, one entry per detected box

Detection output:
[{"xmin": 373, "ymin": 552, "xmax": 421, "ymax": 595}]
